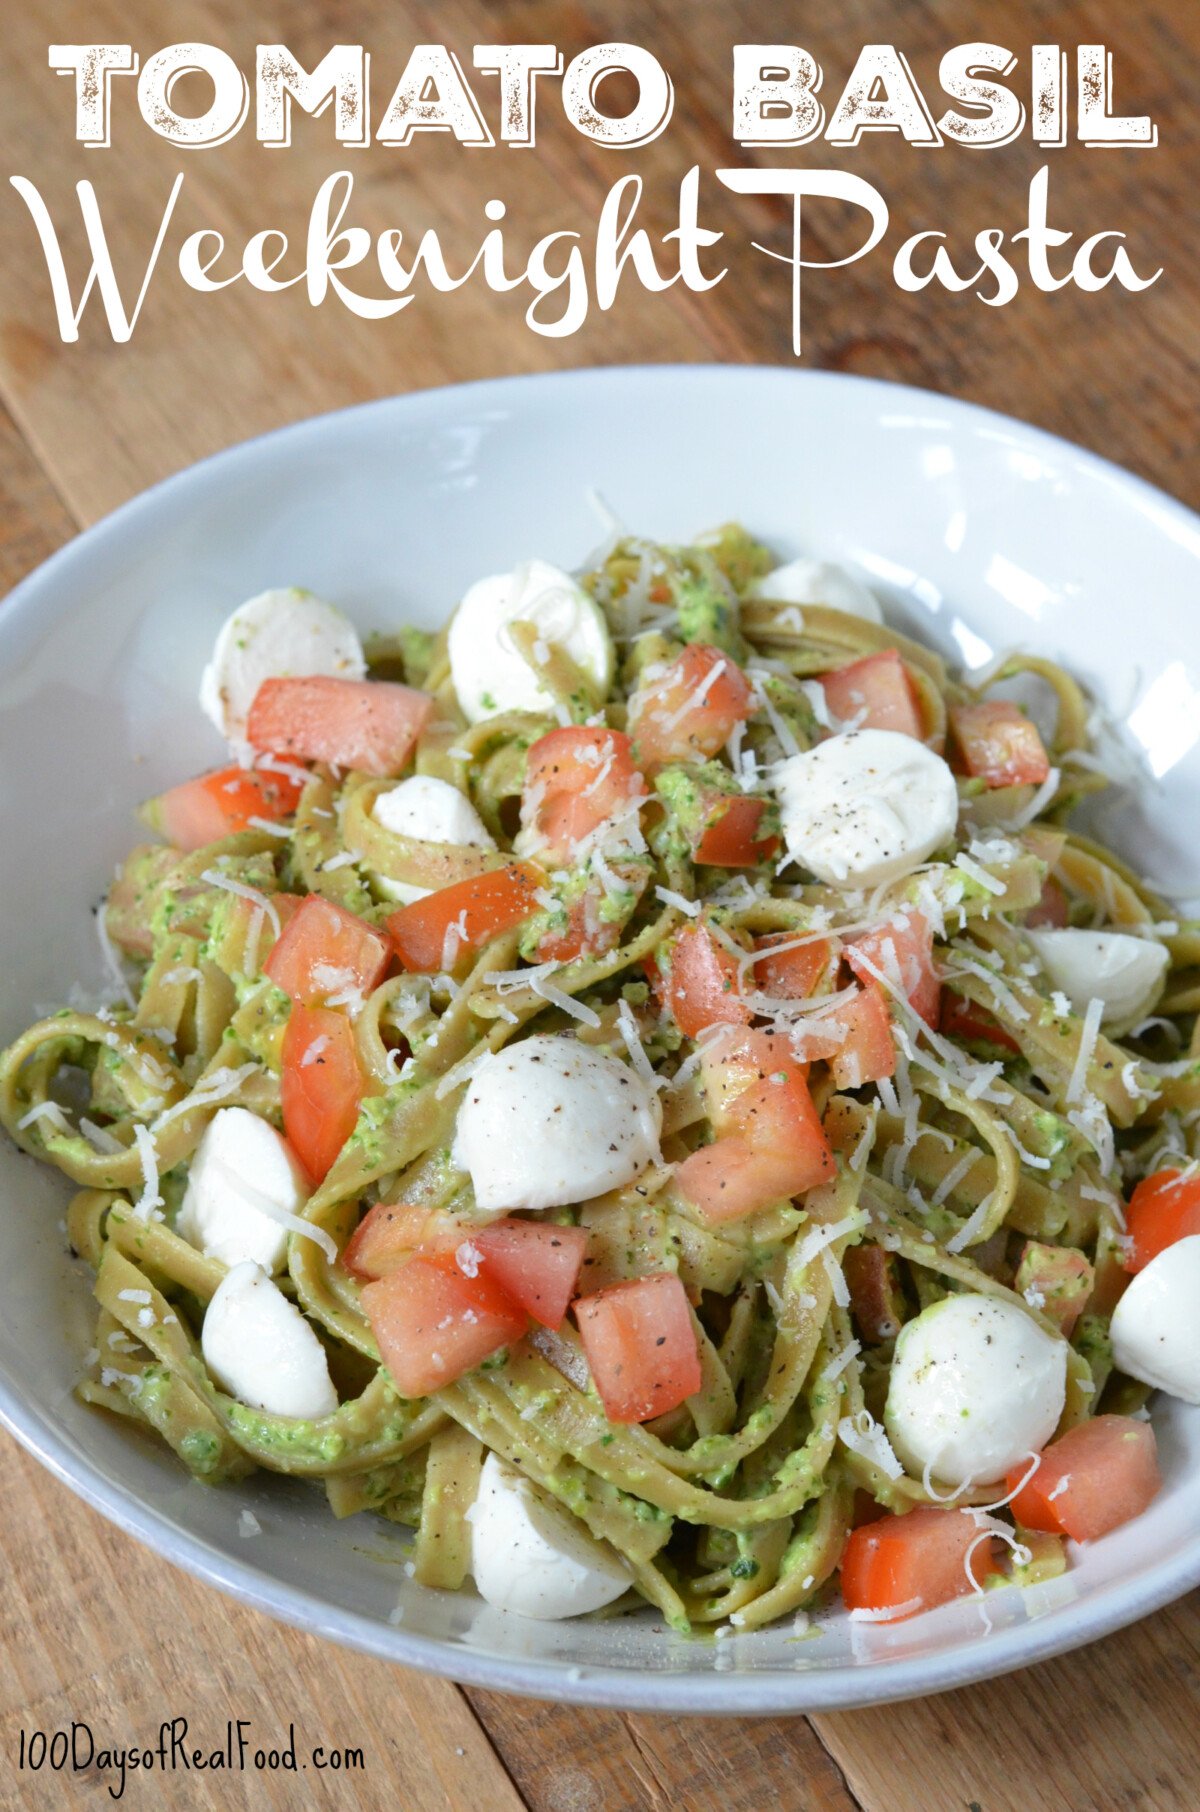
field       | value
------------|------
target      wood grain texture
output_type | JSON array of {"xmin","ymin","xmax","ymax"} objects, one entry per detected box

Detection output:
[{"xmin": 1, "ymin": 1, "xmax": 1199, "ymax": 1808}]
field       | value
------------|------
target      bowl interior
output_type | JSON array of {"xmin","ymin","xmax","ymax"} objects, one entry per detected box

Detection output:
[{"xmin": 2, "ymin": 366, "xmax": 1199, "ymax": 1713}]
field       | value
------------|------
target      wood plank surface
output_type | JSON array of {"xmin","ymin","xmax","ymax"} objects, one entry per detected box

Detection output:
[{"xmin": 1, "ymin": 2, "xmax": 1198, "ymax": 1809}]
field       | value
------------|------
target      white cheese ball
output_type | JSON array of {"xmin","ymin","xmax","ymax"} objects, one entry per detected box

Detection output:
[
  {"xmin": 754, "ymin": 557, "xmax": 883, "ymax": 623},
  {"xmin": 199, "ymin": 588, "xmax": 365, "ymax": 742},
  {"xmin": 1028, "ymin": 928, "xmax": 1169, "ymax": 1027},
  {"xmin": 372, "ymin": 775, "xmax": 495, "ymax": 905},
  {"xmin": 452, "ymin": 1035, "xmax": 661, "ymax": 1211},
  {"xmin": 1111, "ymin": 1236, "xmax": 1200, "ymax": 1403},
  {"xmin": 774, "ymin": 729, "xmax": 959, "ymax": 889},
  {"xmin": 202, "ymin": 1262, "xmax": 337, "ymax": 1420},
  {"xmin": 468, "ymin": 1453, "xmax": 631, "ymax": 1619},
  {"xmin": 885, "ymin": 1294, "xmax": 1068, "ymax": 1487},
  {"xmin": 447, "ymin": 559, "xmax": 613, "ymax": 724},
  {"xmin": 176, "ymin": 1106, "xmax": 308, "ymax": 1274}
]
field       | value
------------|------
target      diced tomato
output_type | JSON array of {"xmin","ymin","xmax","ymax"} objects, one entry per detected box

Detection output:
[
  {"xmin": 846, "ymin": 911, "xmax": 939, "ymax": 1026},
  {"xmin": 950, "ymin": 700, "xmax": 1051, "ymax": 789},
  {"xmin": 752, "ymin": 933, "xmax": 838, "ymax": 1001},
  {"xmin": 649, "ymin": 922, "xmax": 749, "ymax": 1039},
  {"xmin": 140, "ymin": 763, "xmax": 304, "ymax": 853},
  {"xmin": 387, "ymin": 864, "xmax": 543, "ymax": 973},
  {"xmin": 1006, "ymin": 1417, "xmax": 1161, "ymax": 1543},
  {"xmin": 677, "ymin": 1059, "xmax": 835, "ymax": 1224},
  {"xmin": 280, "ymin": 1004, "xmax": 364, "ymax": 1182},
  {"xmin": 574, "ymin": 1273, "xmax": 701, "ymax": 1423},
  {"xmin": 362, "ymin": 1254, "xmax": 528, "ymax": 1398},
  {"xmin": 940, "ymin": 991, "xmax": 1021, "ymax": 1054},
  {"xmin": 1124, "ymin": 1168, "xmax": 1200, "ymax": 1272},
  {"xmin": 1013, "ymin": 1240, "xmax": 1094, "ymax": 1336},
  {"xmin": 698, "ymin": 1026, "xmax": 793, "ymax": 1132},
  {"xmin": 341, "ymin": 1202, "xmax": 462, "ymax": 1280},
  {"xmin": 828, "ymin": 985, "xmax": 896, "ymax": 1090},
  {"xmin": 821, "ymin": 650, "xmax": 923, "ymax": 739},
  {"xmin": 629, "ymin": 644, "xmax": 753, "ymax": 768},
  {"xmin": 532, "ymin": 858, "xmax": 648, "ymax": 965},
  {"xmin": 694, "ymin": 794, "xmax": 779, "ymax": 867},
  {"xmin": 247, "ymin": 675, "xmax": 435, "ymax": 778},
  {"xmin": 264, "ymin": 895, "xmax": 390, "ymax": 1006},
  {"xmin": 1026, "ymin": 876, "xmax": 1070, "ymax": 930},
  {"xmin": 844, "ymin": 1246, "xmax": 906, "ymax": 1344},
  {"xmin": 840, "ymin": 1506, "xmax": 997, "ymax": 1621},
  {"xmin": 461, "ymin": 1221, "xmax": 588, "ymax": 1330},
  {"xmin": 521, "ymin": 727, "xmax": 644, "ymax": 865}
]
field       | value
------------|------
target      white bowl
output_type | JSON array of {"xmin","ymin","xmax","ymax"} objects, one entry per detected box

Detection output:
[{"xmin": 2, "ymin": 367, "xmax": 1199, "ymax": 1713}]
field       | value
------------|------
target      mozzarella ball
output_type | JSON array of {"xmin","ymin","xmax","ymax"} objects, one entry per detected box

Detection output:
[
  {"xmin": 885, "ymin": 1294, "xmax": 1068, "ymax": 1486},
  {"xmin": 199, "ymin": 588, "xmax": 365, "ymax": 742},
  {"xmin": 468, "ymin": 1453, "xmax": 631, "ymax": 1619},
  {"xmin": 202, "ymin": 1262, "xmax": 337, "ymax": 1420},
  {"xmin": 372, "ymin": 775, "xmax": 495, "ymax": 904},
  {"xmin": 774, "ymin": 729, "xmax": 959, "ymax": 889},
  {"xmin": 452, "ymin": 1035, "xmax": 661, "ymax": 1211},
  {"xmin": 447, "ymin": 559, "xmax": 613, "ymax": 724},
  {"xmin": 1111, "ymin": 1235, "xmax": 1200, "ymax": 1403},
  {"xmin": 753, "ymin": 558, "xmax": 883, "ymax": 623},
  {"xmin": 1028, "ymin": 928, "xmax": 1169, "ymax": 1027},
  {"xmin": 176, "ymin": 1106, "xmax": 308, "ymax": 1274}
]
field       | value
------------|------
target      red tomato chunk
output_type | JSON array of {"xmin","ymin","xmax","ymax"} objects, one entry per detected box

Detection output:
[
  {"xmin": 630, "ymin": 645, "xmax": 753, "ymax": 768},
  {"xmin": 575, "ymin": 1273, "xmax": 701, "ymax": 1423},
  {"xmin": 846, "ymin": 911, "xmax": 939, "ymax": 1026},
  {"xmin": 1124, "ymin": 1168, "xmax": 1200, "ymax": 1272},
  {"xmin": 247, "ymin": 675, "xmax": 435, "ymax": 777},
  {"xmin": 387, "ymin": 864, "xmax": 543, "ymax": 973},
  {"xmin": 458, "ymin": 1220, "xmax": 588, "ymax": 1331},
  {"xmin": 142, "ymin": 763, "xmax": 303, "ymax": 852},
  {"xmin": 650, "ymin": 922, "xmax": 748, "ymax": 1039},
  {"xmin": 1006, "ymin": 1416, "xmax": 1161, "ymax": 1543},
  {"xmin": 950, "ymin": 700, "xmax": 1050, "ymax": 789},
  {"xmin": 821, "ymin": 650, "xmax": 923, "ymax": 740},
  {"xmin": 841, "ymin": 1506, "xmax": 997, "ymax": 1621},
  {"xmin": 752, "ymin": 933, "xmax": 838, "ymax": 1002},
  {"xmin": 362, "ymin": 1255, "xmax": 528, "ymax": 1399},
  {"xmin": 521, "ymin": 727, "xmax": 644, "ymax": 865},
  {"xmin": 280, "ymin": 1004, "xmax": 364, "ymax": 1183},
  {"xmin": 677, "ymin": 1058, "xmax": 835, "ymax": 1224},
  {"xmin": 265, "ymin": 895, "xmax": 390, "ymax": 1006},
  {"xmin": 694, "ymin": 794, "xmax": 779, "ymax": 867}
]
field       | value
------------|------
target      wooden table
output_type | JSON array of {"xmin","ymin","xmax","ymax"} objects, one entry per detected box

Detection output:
[{"xmin": 1, "ymin": 3, "xmax": 1197, "ymax": 1806}]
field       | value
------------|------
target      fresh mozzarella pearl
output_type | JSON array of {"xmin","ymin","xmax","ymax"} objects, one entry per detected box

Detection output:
[
  {"xmin": 199, "ymin": 588, "xmax": 365, "ymax": 742},
  {"xmin": 754, "ymin": 558, "xmax": 883, "ymax": 623},
  {"xmin": 447, "ymin": 559, "xmax": 613, "ymax": 724},
  {"xmin": 202, "ymin": 1262, "xmax": 337, "ymax": 1419},
  {"xmin": 885, "ymin": 1294, "xmax": 1068, "ymax": 1487},
  {"xmin": 1111, "ymin": 1235, "xmax": 1200, "ymax": 1403},
  {"xmin": 371, "ymin": 775, "xmax": 496, "ymax": 904},
  {"xmin": 175, "ymin": 1106, "xmax": 308, "ymax": 1274},
  {"xmin": 452, "ymin": 1034, "xmax": 661, "ymax": 1211},
  {"xmin": 1027, "ymin": 928, "xmax": 1169, "ymax": 1026},
  {"xmin": 774, "ymin": 728, "xmax": 959, "ymax": 889},
  {"xmin": 467, "ymin": 1453, "xmax": 631, "ymax": 1619}
]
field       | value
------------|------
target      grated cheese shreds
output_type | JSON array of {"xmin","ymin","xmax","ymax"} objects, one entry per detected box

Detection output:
[
  {"xmin": 530, "ymin": 974, "xmax": 601, "ymax": 1028},
  {"xmin": 838, "ymin": 1409, "xmax": 904, "ymax": 1479},
  {"xmin": 152, "ymin": 1063, "xmax": 260, "ymax": 1133},
  {"xmin": 946, "ymin": 1191, "xmax": 996, "ymax": 1255},
  {"xmin": 200, "ymin": 869, "xmax": 281, "ymax": 938},
  {"xmin": 820, "ymin": 1338, "xmax": 862, "ymax": 1385},
  {"xmin": 131, "ymin": 1124, "xmax": 163, "ymax": 1221},
  {"xmin": 17, "ymin": 1100, "xmax": 72, "ymax": 1136},
  {"xmin": 654, "ymin": 886, "xmax": 701, "ymax": 918},
  {"xmin": 1066, "ymin": 997, "xmax": 1105, "ymax": 1105}
]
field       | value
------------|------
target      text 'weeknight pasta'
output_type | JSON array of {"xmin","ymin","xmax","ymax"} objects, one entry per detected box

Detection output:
[{"xmin": 3, "ymin": 527, "xmax": 1198, "ymax": 1634}]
